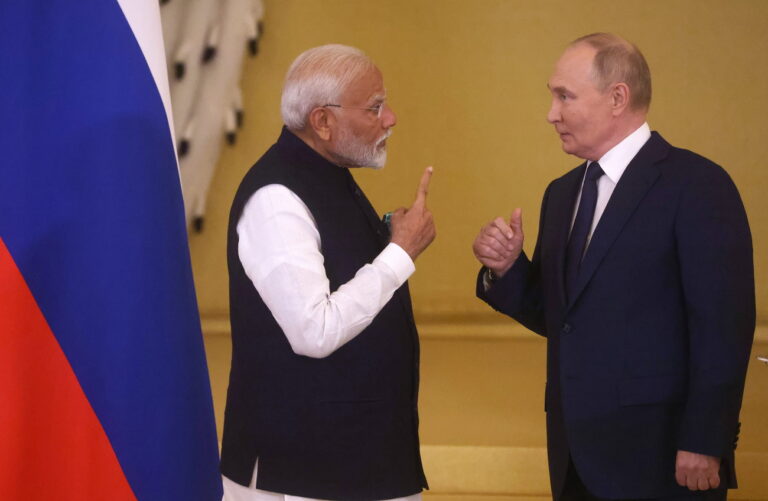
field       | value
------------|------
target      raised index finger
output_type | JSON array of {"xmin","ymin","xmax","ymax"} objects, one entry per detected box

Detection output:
[{"xmin": 414, "ymin": 166, "xmax": 433, "ymax": 207}]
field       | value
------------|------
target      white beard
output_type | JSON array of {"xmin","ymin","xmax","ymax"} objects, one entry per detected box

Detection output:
[{"xmin": 333, "ymin": 127, "xmax": 391, "ymax": 169}]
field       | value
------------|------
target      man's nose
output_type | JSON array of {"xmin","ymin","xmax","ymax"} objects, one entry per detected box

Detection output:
[
  {"xmin": 382, "ymin": 103, "xmax": 396, "ymax": 128},
  {"xmin": 546, "ymin": 100, "xmax": 560, "ymax": 124}
]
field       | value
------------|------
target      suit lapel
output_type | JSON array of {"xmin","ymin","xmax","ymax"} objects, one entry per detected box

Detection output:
[
  {"xmin": 549, "ymin": 163, "xmax": 586, "ymax": 309},
  {"xmin": 566, "ymin": 132, "xmax": 670, "ymax": 310}
]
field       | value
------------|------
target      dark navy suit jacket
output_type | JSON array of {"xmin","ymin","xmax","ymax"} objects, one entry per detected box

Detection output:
[{"xmin": 478, "ymin": 132, "xmax": 754, "ymax": 500}]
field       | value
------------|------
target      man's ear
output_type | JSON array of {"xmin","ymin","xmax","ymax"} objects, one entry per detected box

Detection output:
[
  {"xmin": 610, "ymin": 82, "xmax": 631, "ymax": 116},
  {"xmin": 308, "ymin": 107, "xmax": 334, "ymax": 141}
]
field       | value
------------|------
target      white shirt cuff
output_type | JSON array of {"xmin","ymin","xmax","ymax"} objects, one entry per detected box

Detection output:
[
  {"xmin": 375, "ymin": 243, "xmax": 415, "ymax": 285},
  {"xmin": 481, "ymin": 268, "xmax": 494, "ymax": 292}
]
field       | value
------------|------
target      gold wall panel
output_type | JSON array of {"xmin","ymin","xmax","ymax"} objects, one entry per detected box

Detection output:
[{"xmin": 189, "ymin": 0, "xmax": 768, "ymax": 323}]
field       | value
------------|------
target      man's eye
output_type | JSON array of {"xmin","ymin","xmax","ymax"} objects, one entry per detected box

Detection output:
[{"xmin": 559, "ymin": 94, "xmax": 568, "ymax": 101}]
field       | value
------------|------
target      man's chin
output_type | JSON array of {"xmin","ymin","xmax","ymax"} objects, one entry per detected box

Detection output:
[
  {"xmin": 366, "ymin": 150, "xmax": 387, "ymax": 170},
  {"xmin": 560, "ymin": 141, "xmax": 578, "ymax": 156},
  {"xmin": 366, "ymin": 162, "xmax": 386, "ymax": 170},
  {"xmin": 333, "ymin": 139, "xmax": 388, "ymax": 169}
]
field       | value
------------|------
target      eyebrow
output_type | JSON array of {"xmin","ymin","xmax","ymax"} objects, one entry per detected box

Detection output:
[
  {"xmin": 547, "ymin": 83, "xmax": 568, "ymax": 94},
  {"xmin": 369, "ymin": 89, "xmax": 387, "ymax": 103}
]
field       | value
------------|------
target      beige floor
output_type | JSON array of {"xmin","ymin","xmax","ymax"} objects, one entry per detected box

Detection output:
[{"xmin": 203, "ymin": 321, "xmax": 768, "ymax": 500}]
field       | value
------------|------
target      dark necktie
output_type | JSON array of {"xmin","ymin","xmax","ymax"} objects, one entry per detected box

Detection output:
[{"xmin": 565, "ymin": 162, "xmax": 604, "ymax": 302}]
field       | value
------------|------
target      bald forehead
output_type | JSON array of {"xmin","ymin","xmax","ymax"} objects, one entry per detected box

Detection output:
[
  {"xmin": 548, "ymin": 43, "xmax": 597, "ymax": 89},
  {"xmin": 559, "ymin": 43, "xmax": 596, "ymax": 72}
]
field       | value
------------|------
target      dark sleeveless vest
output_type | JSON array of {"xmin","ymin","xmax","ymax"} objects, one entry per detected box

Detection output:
[{"xmin": 220, "ymin": 128, "xmax": 427, "ymax": 500}]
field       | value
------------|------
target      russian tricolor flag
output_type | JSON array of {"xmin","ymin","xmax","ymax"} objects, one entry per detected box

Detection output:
[{"xmin": 0, "ymin": 1, "xmax": 222, "ymax": 499}]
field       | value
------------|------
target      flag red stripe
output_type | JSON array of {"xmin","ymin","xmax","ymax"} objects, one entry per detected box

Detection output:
[{"xmin": 0, "ymin": 238, "xmax": 137, "ymax": 500}]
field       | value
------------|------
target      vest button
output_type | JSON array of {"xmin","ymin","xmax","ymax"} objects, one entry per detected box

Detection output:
[{"xmin": 561, "ymin": 323, "xmax": 572, "ymax": 334}]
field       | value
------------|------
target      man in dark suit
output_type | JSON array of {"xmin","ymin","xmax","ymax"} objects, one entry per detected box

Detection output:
[{"xmin": 473, "ymin": 33, "xmax": 754, "ymax": 501}]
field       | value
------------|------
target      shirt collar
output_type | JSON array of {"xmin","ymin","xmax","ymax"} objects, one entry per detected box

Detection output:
[{"xmin": 589, "ymin": 122, "xmax": 651, "ymax": 184}]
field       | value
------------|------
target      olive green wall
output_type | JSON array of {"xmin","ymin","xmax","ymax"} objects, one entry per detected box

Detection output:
[{"xmin": 189, "ymin": 0, "xmax": 767, "ymax": 324}]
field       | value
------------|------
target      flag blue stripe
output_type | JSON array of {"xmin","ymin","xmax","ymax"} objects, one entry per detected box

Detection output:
[{"xmin": 0, "ymin": 2, "xmax": 221, "ymax": 499}]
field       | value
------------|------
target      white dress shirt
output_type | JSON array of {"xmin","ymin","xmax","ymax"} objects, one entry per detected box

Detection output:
[
  {"xmin": 570, "ymin": 122, "xmax": 652, "ymax": 246},
  {"xmin": 223, "ymin": 183, "xmax": 422, "ymax": 501}
]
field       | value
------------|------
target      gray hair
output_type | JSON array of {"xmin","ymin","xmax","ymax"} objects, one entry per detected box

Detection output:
[{"xmin": 281, "ymin": 44, "xmax": 376, "ymax": 130}]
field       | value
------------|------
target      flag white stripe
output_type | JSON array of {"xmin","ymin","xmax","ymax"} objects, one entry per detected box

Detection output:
[{"xmin": 116, "ymin": 0, "xmax": 178, "ymax": 158}]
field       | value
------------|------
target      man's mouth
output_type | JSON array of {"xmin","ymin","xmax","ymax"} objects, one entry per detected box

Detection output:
[{"xmin": 377, "ymin": 131, "xmax": 392, "ymax": 149}]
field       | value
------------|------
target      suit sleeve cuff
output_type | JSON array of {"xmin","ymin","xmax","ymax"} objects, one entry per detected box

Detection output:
[{"xmin": 481, "ymin": 267, "xmax": 496, "ymax": 292}]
